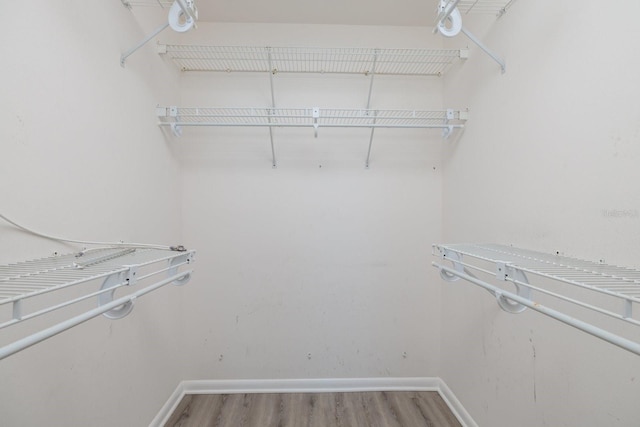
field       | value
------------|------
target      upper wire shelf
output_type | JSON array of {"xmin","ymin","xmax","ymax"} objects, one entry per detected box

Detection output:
[
  {"xmin": 121, "ymin": 0, "xmax": 173, "ymax": 7},
  {"xmin": 157, "ymin": 45, "xmax": 468, "ymax": 76},
  {"xmin": 122, "ymin": 0, "xmax": 515, "ymax": 14},
  {"xmin": 456, "ymin": 0, "xmax": 517, "ymax": 15},
  {"xmin": 0, "ymin": 247, "xmax": 195, "ymax": 359},
  {"xmin": 433, "ymin": 243, "xmax": 640, "ymax": 356}
]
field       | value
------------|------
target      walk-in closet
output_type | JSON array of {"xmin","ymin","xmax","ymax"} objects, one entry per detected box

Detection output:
[{"xmin": 2, "ymin": 1, "xmax": 640, "ymax": 426}]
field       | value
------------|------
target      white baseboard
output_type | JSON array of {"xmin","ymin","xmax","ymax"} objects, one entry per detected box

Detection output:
[
  {"xmin": 436, "ymin": 378, "xmax": 479, "ymax": 427},
  {"xmin": 150, "ymin": 377, "xmax": 477, "ymax": 427}
]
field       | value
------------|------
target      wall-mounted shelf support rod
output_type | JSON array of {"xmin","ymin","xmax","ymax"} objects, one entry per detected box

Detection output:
[
  {"xmin": 121, "ymin": 0, "xmax": 197, "ymax": 66},
  {"xmin": 268, "ymin": 126, "xmax": 277, "ymax": 168},
  {"xmin": 460, "ymin": 26, "xmax": 506, "ymax": 73},
  {"xmin": 268, "ymin": 48, "xmax": 277, "ymax": 108},
  {"xmin": 364, "ymin": 51, "xmax": 378, "ymax": 168},
  {"xmin": 434, "ymin": 0, "xmax": 506, "ymax": 73},
  {"xmin": 365, "ymin": 113, "xmax": 377, "ymax": 169},
  {"xmin": 365, "ymin": 50, "xmax": 378, "ymax": 110},
  {"xmin": 267, "ymin": 49, "xmax": 277, "ymax": 168},
  {"xmin": 121, "ymin": 21, "xmax": 170, "ymax": 67}
]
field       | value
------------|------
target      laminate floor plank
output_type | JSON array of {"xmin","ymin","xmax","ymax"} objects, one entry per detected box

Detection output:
[
  {"xmin": 280, "ymin": 392, "xmax": 313, "ymax": 427},
  {"xmin": 362, "ymin": 392, "xmax": 403, "ymax": 427},
  {"xmin": 385, "ymin": 391, "xmax": 434, "ymax": 426},
  {"xmin": 164, "ymin": 394, "xmax": 193, "ymax": 427},
  {"xmin": 169, "ymin": 394, "xmax": 225, "ymax": 427},
  {"xmin": 308, "ymin": 392, "xmax": 339, "ymax": 427},
  {"xmin": 335, "ymin": 392, "xmax": 370, "ymax": 427},
  {"xmin": 412, "ymin": 392, "xmax": 462, "ymax": 427},
  {"xmin": 241, "ymin": 393, "xmax": 281, "ymax": 427},
  {"xmin": 164, "ymin": 391, "xmax": 462, "ymax": 427},
  {"xmin": 214, "ymin": 393, "xmax": 252, "ymax": 427}
]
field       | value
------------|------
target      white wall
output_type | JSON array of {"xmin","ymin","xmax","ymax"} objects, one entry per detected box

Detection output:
[
  {"xmin": 0, "ymin": 1, "xmax": 184, "ymax": 426},
  {"xmin": 7, "ymin": 3, "xmax": 636, "ymax": 426},
  {"xmin": 441, "ymin": 1, "xmax": 640, "ymax": 426},
  {"xmin": 176, "ymin": 23, "xmax": 446, "ymax": 381}
]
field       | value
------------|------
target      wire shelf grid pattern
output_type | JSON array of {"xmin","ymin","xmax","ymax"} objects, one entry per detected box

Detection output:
[
  {"xmin": 121, "ymin": 0, "xmax": 173, "ymax": 7},
  {"xmin": 0, "ymin": 248, "xmax": 195, "ymax": 359},
  {"xmin": 438, "ymin": 243, "xmax": 640, "ymax": 303},
  {"xmin": 0, "ymin": 248, "xmax": 183, "ymax": 303},
  {"xmin": 433, "ymin": 243, "xmax": 640, "ymax": 356},
  {"xmin": 123, "ymin": 0, "xmax": 515, "ymax": 15},
  {"xmin": 157, "ymin": 107, "xmax": 466, "ymax": 129},
  {"xmin": 159, "ymin": 45, "xmax": 465, "ymax": 76},
  {"xmin": 455, "ymin": 0, "xmax": 516, "ymax": 15}
]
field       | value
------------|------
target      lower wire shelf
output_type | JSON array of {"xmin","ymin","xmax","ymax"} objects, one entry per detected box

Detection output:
[
  {"xmin": 433, "ymin": 243, "xmax": 640, "ymax": 356},
  {"xmin": 157, "ymin": 106, "xmax": 467, "ymax": 131},
  {"xmin": 0, "ymin": 247, "xmax": 195, "ymax": 360}
]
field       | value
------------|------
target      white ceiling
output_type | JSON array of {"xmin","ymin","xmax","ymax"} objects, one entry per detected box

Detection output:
[{"xmin": 195, "ymin": 0, "xmax": 440, "ymax": 26}]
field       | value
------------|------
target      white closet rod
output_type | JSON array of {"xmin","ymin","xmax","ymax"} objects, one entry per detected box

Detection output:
[
  {"xmin": 433, "ymin": 243, "xmax": 640, "ymax": 357},
  {"xmin": 433, "ymin": 263, "xmax": 640, "ymax": 356},
  {"xmin": 0, "ymin": 269, "xmax": 192, "ymax": 360},
  {"xmin": 437, "ymin": 257, "xmax": 640, "ymax": 327},
  {"xmin": 158, "ymin": 122, "xmax": 463, "ymax": 129},
  {"xmin": 156, "ymin": 108, "xmax": 467, "ymax": 129},
  {"xmin": 1, "ymin": 214, "xmax": 196, "ymax": 360}
]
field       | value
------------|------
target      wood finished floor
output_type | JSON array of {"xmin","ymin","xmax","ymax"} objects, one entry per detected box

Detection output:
[{"xmin": 165, "ymin": 391, "xmax": 462, "ymax": 427}]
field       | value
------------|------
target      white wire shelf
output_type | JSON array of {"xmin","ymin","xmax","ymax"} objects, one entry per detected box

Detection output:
[
  {"xmin": 0, "ymin": 247, "xmax": 195, "ymax": 359},
  {"xmin": 121, "ymin": 0, "xmax": 173, "ymax": 8},
  {"xmin": 123, "ymin": 1, "xmax": 515, "ymax": 14},
  {"xmin": 435, "ymin": 0, "xmax": 513, "ymax": 73},
  {"xmin": 157, "ymin": 106, "xmax": 468, "ymax": 129},
  {"xmin": 157, "ymin": 45, "xmax": 468, "ymax": 76},
  {"xmin": 433, "ymin": 243, "xmax": 640, "ymax": 356},
  {"xmin": 157, "ymin": 106, "xmax": 467, "ymax": 167},
  {"xmin": 456, "ymin": 0, "xmax": 517, "ymax": 15}
]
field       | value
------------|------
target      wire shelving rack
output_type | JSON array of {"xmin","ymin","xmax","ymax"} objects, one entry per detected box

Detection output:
[
  {"xmin": 156, "ymin": 107, "xmax": 467, "ymax": 129},
  {"xmin": 0, "ymin": 248, "xmax": 195, "ymax": 359},
  {"xmin": 158, "ymin": 45, "xmax": 468, "ymax": 76},
  {"xmin": 433, "ymin": 243, "xmax": 640, "ymax": 356},
  {"xmin": 456, "ymin": 0, "xmax": 517, "ymax": 15}
]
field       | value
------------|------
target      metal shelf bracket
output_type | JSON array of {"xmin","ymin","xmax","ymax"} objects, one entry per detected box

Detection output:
[
  {"xmin": 99, "ymin": 271, "xmax": 134, "ymax": 320},
  {"xmin": 434, "ymin": 0, "xmax": 510, "ymax": 73},
  {"xmin": 495, "ymin": 263, "xmax": 530, "ymax": 313},
  {"xmin": 168, "ymin": 252, "xmax": 193, "ymax": 286},
  {"xmin": 312, "ymin": 107, "xmax": 320, "ymax": 138},
  {"xmin": 442, "ymin": 108, "xmax": 455, "ymax": 139},
  {"xmin": 120, "ymin": 0, "xmax": 198, "ymax": 67}
]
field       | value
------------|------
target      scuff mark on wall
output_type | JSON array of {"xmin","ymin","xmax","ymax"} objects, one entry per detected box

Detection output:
[{"xmin": 530, "ymin": 330, "xmax": 537, "ymax": 404}]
